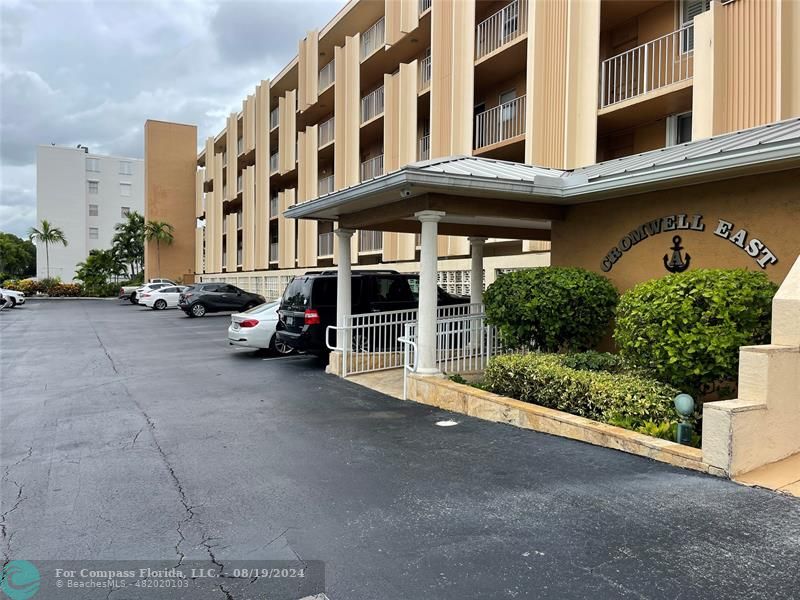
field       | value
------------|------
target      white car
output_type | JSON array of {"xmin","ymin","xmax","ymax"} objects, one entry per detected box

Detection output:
[
  {"xmin": 0, "ymin": 288, "xmax": 25, "ymax": 307},
  {"xmin": 132, "ymin": 282, "xmax": 171, "ymax": 304},
  {"xmin": 228, "ymin": 302, "xmax": 293, "ymax": 354},
  {"xmin": 139, "ymin": 285, "xmax": 188, "ymax": 310}
]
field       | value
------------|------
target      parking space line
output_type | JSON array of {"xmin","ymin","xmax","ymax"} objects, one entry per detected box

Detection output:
[{"xmin": 262, "ymin": 355, "xmax": 308, "ymax": 361}]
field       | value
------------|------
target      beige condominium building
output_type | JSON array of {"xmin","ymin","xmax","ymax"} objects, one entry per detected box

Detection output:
[{"xmin": 187, "ymin": 0, "xmax": 800, "ymax": 299}]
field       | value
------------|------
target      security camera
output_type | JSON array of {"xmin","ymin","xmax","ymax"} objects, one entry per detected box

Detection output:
[{"xmin": 400, "ymin": 187, "xmax": 412, "ymax": 198}]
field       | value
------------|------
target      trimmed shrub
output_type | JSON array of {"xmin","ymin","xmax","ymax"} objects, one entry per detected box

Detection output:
[
  {"xmin": 614, "ymin": 269, "xmax": 777, "ymax": 394},
  {"xmin": 83, "ymin": 282, "xmax": 119, "ymax": 297},
  {"xmin": 484, "ymin": 353, "xmax": 679, "ymax": 426},
  {"xmin": 483, "ymin": 267, "xmax": 618, "ymax": 352},
  {"xmin": 560, "ymin": 350, "xmax": 626, "ymax": 373},
  {"xmin": 49, "ymin": 283, "xmax": 83, "ymax": 297}
]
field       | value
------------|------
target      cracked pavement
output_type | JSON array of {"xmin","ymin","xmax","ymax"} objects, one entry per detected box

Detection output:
[{"xmin": 1, "ymin": 300, "xmax": 799, "ymax": 599}]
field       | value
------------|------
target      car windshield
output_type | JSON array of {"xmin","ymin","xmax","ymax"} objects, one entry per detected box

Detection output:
[{"xmin": 243, "ymin": 301, "xmax": 278, "ymax": 314}]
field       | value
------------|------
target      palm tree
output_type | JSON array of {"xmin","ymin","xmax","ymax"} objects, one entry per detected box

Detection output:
[
  {"xmin": 112, "ymin": 211, "xmax": 145, "ymax": 278},
  {"xmin": 28, "ymin": 219, "xmax": 68, "ymax": 279},
  {"xmin": 143, "ymin": 220, "xmax": 175, "ymax": 277}
]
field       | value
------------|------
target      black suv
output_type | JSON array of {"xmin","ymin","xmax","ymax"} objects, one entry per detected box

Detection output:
[
  {"xmin": 276, "ymin": 271, "xmax": 468, "ymax": 355},
  {"xmin": 178, "ymin": 283, "xmax": 265, "ymax": 318}
]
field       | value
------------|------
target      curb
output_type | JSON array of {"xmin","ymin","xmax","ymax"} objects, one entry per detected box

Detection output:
[{"xmin": 25, "ymin": 296, "xmax": 120, "ymax": 301}]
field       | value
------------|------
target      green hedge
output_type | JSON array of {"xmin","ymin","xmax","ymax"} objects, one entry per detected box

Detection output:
[
  {"xmin": 484, "ymin": 353, "xmax": 679, "ymax": 427},
  {"xmin": 483, "ymin": 267, "xmax": 618, "ymax": 352},
  {"xmin": 614, "ymin": 269, "xmax": 777, "ymax": 394}
]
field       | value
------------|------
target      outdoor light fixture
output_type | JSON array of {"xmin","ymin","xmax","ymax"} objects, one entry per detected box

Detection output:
[{"xmin": 673, "ymin": 393, "xmax": 695, "ymax": 446}]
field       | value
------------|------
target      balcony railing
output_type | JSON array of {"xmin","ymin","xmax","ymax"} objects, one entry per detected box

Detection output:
[
  {"xmin": 319, "ymin": 117, "xmax": 335, "ymax": 147},
  {"xmin": 418, "ymin": 53, "xmax": 431, "ymax": 90},
  {"xmin": 599, "ymin": 24, "xmax": 694, "ymax": 109},
  {"xmin": 270, "ymin": 108, "xmax": 279, "ymax": 130},
  {"xmin": 236, "ymin": 211, "xmax": 242, "ymax": 229},
  {"xmin": 269, "ymin": 242, "xmax": 278, "ymax": 261},
  {"xmin": 222, "ymin": 184, "xmax": 228, "ymax": 199},
  {"xmin": 237, "ymin": 174, "xmax": 242, "ymax": 193},
  {"xmin": 269, "ymin": 195, "xmax": 279, "ymax": 217},
  {"xmin": 418, "ymin": 135, "xmax": 430, "ymax": 161},
  {"xmin": 360, "ymin": 155, "xmax": 384, "ymax": 181},
  {"xmin": 361, "ymin": 86, "xmax": 385, "ymax": 123},
  {"xmin": 360, "ymin": 17, "xmax": 385, "ymax": 60},
  {"xmin": 237, "ymin": 247, "xmax": 242, "ymax": 266},
  {"xmin": 419, "ymin": 0, "xmax": 432, "ymax": 14},
  {"xmin": 359, "ymin": 230, "xmax": 383, "ymax": 253},
  {"xmin": 318, "ymin": 231, "xmax": 334, "ymax": 257},
  {"xmin": 474, "ymin": 95, "xmax": 526, "ymax": 149},
  {"xmin": 476, "ymin": 0, "xmax": 528, "ymax": 60},
  {"xmin": 269, "ymin": 152, "xmax": 279, "ymax": 174},
  {"xmin": 319, "ymin": 59, "xmax": 335, "ymax": 91},
  {"xmin": 237, "ymin": 137, "xmax": 243, "ymax": 155},
  {"xmin": 318, "ymin": 174, "xmax": 335, "ymax": 196}
]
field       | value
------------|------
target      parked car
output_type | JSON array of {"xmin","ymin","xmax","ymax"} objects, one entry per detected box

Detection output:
[
  {"xmin": 227, "ymin": 301, "xmax": 294, "ymax": 354},
  {"xmin": 0, "ymin": 288, "xmax": 25, "ymax": 307},
  {"xmin": 276, "ymin": 271, "xmax": 469, "ymax": 355},
  {"xmin": 178, "ymin": 283, "xmax": 266, "ymax": 317},
  {"xmin": 119, "ymin": 279, "xmax": 176, "ymax": 303},
  {"xmin": 139, "ymin": 285, "xmax": 188, "ymax": 310},
  {"xmin": 128, "ymin": 282, "xmax": 172, "ymax": 304}
]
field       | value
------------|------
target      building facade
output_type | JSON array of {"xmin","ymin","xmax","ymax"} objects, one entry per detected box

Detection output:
[
  {"xmin": 35, "ymin": 145, "xmax": 144, "ymax": 281},
  {"xmin": 193, "ymin": 0, "xmax": 799, "ymax": 298}
]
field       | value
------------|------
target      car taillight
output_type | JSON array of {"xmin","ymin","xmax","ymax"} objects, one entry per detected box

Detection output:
[
  {"xmin": 240, "ymin": 319, "xmax": 259, "ymax": 328},
  {"xmin": 304, "ymin": 309, "xmax": 320, "ymax": 325}
]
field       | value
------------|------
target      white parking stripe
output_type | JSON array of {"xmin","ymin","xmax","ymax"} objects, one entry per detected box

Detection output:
[{"xmin": 262, "ymin": 355, "xmax": 307, "ymax": 362}]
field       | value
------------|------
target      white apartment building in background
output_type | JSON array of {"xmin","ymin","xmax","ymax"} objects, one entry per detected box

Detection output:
[{"xmin": 35, "ymin": 145, "xmax": 144, "ymax": 281}]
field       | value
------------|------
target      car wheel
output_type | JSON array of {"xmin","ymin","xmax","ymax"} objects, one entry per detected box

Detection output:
[
  {"xmin": 154, "ymin": 299, "xmax": 167, "ymax": 310},
  {"xmin": 190, "ymin": 303, "xmax": 206, "ymax": 317},
  {"xmin": 129, "ymin": 293, "xmax": 137, "ymax": 304},
  {"xmin": 270, "ymin": 334, "xmax": 294, "ymax": 355},
  {"xmin": 9, "ymin": 298, "xmax": 16, "ymax": 308}
]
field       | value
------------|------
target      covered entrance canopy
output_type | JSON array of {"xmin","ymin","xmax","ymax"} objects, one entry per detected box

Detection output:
[{"xmin": 285, "ymin": 118, "xmax": 800, "ymax": 374}]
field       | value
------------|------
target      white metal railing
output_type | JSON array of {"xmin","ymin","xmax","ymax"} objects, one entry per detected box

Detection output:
[
  {"xmin": 270, "ymin": 152, "xmax": 279, "ymax": 174},
  {"xmin": 236, "ymin": 211, "xmax": 242, "ymax": 229},
  {"xmin": 599, "ymin": 24, "xmax": 694, "ymax": 109},
  {"xmin": 476, "ymin": 0, "xmax": 528, "ymax": 60},
  {"xmin": 269, "ymin": 195, "xmax": 279, "ymax": 217},
  {"xmin": 474, "ymin": 95, "xmax": 526, "ymax": 149},
  {"xmin": 318, "ymin": 59, "xmax": 335, "ymax": 91},
  {"xmin": 270, "ymin": 108, "xmax": 279, "ymax": 130},
  {"xmin": 419, "ymin": 0, "xmax": 431, "ymax": 14},
  {"xmin": 318, "ymin": 117, "xmax": 335, "ymax": 147},
  {"xmin": 317, "ymin": 231, "xmax": 334, "ymax": 257},
  {"xmin": 418, "ymin": 135, "xmax": 430, "ymax": 161},
  {"xmin": 237, "ymin": 174, "xmax": 242, "ymax": 193},
  {"xmin": 318, "ymin": 174, "xmax": 335, "ymax": 196},
  {"xmin": 360, "ymin": 86, "xmax": 385, "ymax": 123},
  {"xmin": 418, "ymin": 54, "xmax": 431, "ymax": 90},
  {"xmin": 360, "ymin": 155, "xmax": 384, "ymax": 181},
  {"xmin": 269, "ymin": 242, "xmax": 278, "ymax": 261},
  {"xmin": 358, "ymin": 229, "xmax": 383, "ymax": 253},
  {"xmin": 360, "ymin": 17, "xmax": 385, "ymax": 60}
]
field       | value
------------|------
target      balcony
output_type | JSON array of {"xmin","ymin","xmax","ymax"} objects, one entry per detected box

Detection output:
[
  {"xmin": 318, "ymin": 174, "xmax": 335, "ymax": 196},
  {"xmin": 318, "ymin": 116, "xmax": 335, "ymax": 147},
  {"xmin": 237, "ymin": 137, "xmax": 243, "ymax": 155},
  {"xmin": 599, "ymin": 25, "xmax": 694, "ymax": 110},
  {"xmin": 319, "ymin": 59, "xmax": 335, "ymax": 91},
  {"xmin": 269, "ymin": 195, "xmax": 279, "ymax": 217},
  {"xmin": 269, "ymin": 242, "xmax": 278, "ymax": 261},
  {"xmin": 237, "ymin": 247, "xmax": 242, "ymax": 266},
  {"xmin": 269, "ymin": 108, "xmax": 279, "ymax": 130},
  {"xmin": 236, "ymin": 174, "xmax": 242, "ymax": 193},
  {"xmin": 475, "ymin": 0, "xmax": 528, "ymax": 60},
  {"xmin": 360, "ymin": 17, "xmax": 385, "ymax": 61},
  {"xmin": 474, "ymin": 95, "xmax": 526, "ymax": 150},
  {"xmin": 318, "ymin": 231, "xmax": 334, "ymax": 257},
  {"xmin": 360, "ymin": 155, "xmax": 384, "ymax": 182},
  {"xmin": 222, "ymin": 184, "xmax": 228, "ymax": 199},
  {"xmin": 269, "ymin": 152, "xmax": 279, "ymax": 174},
  {"xmin": 236, "ymin": 211, "xmax": 242, "ymax": 229},
  {"xmin": 418, "ymin": 135, "xmax": 430, "ymax": 161},
  {"xmin": 418, "ymin": 53, "xmax": 431, "ymax": 91},
  {"xmin": 359, "ymin": 230, "xmax": 383, "ymax": 253},
  {"xmin": 361, "ymin": 86, "xmax": 385, "ymax": 124},
  {"xmin": 419, "ymin": 0, "xmax": 431, "ymax": 14}
]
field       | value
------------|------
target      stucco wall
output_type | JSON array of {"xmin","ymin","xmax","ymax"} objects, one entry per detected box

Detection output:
[{"xmin": 551, "ymin": 169, "xmax": 800, "ymax": 291}]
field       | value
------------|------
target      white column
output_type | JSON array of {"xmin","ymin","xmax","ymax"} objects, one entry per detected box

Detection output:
[
  {"xmin": 335, "ymin": 228, "xmax": 354, "ymax": 349},
  {"xmin": 468, "ymin": 237, "xmax": 486, "ymax": 306},
  {"xmin": 415, "ymin": 210, "xmax": 445, "ymax": 374}
]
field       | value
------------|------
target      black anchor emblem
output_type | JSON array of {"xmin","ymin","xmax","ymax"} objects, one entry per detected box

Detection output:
[{"xmin": 664, "ymin": 235, "xmax": 691, "ymax": 273}]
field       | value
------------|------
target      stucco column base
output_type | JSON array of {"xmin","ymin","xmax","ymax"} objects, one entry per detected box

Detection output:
[{"xmin": 326, "ymin": 351, "xmax": 344, "ymax": 377}]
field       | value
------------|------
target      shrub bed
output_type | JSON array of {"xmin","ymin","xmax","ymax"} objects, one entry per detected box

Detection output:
[
  {"xmin": 484, "ymin": 353, "xmax": 679, "ymax": 430},
  {"xmin": 483, "ymin": 267, "xmax": 618, "ymax": 352},
  {"xmin": 48, "ymin": 283, "xmax": 83, "ymax": 297}
]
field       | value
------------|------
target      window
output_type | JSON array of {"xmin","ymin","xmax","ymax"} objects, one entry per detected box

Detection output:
[
  {"xmin": 667, "ymin": 112, "xmax": 693, "ymax": 146},
  {"xmin": 89, "ymin": 227, "xmax": 99, "ymax": 240},
  {"xmin": 373, "ymin": 276, "xmax": 413, "ymax": 303},
  {"xmin": 500, "ymin": 89, "xmax": 517, "ymax": 122},
  {"xmin": 86, "ymin": 158, "xmax": 100, "ymax": 172},
  {"xmin": 681, "ymin": 0, "xmax": 710, "ymax": 51},
  {"xmin": 121, "ymin": 206, "xmax": 130, "ymax": 217},
  {"xmin": 119, "ymin": 161, "xmax": 132, "ymax": 175},
  {"xmin": 87, "ymin": 180, "xmax": 99, "ymax": 194},
  {"xmin": 89, "ymin": 204, "xmax": 99, "ymax": 216},
  {"xmin": 120, "ymin": 182, "xmax": 132, "ymax": 197}
]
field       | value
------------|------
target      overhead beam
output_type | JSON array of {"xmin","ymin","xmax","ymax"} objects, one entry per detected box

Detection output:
[{"xmin": 366, "ymin": 219, "xmax": 552, "ymax": 241}]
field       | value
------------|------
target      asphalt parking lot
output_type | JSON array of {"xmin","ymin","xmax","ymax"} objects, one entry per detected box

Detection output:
[{"xmin": 1, "ymin": 300, "xmax": 799, "ymax": 599}]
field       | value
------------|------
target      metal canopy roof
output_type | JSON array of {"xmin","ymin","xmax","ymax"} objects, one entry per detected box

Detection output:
[{"xmin": 286, "ymin": 117, "xmax": 800, "ymax": 222}]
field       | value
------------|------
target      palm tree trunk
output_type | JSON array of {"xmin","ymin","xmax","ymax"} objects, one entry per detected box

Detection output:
[
  {"xmin": 45, "ymin": 243, "xmax": 50, "ymax": 279},
  {"xmin": 157, "ymin": 240, "xmax": 161, "ymax": 277}
]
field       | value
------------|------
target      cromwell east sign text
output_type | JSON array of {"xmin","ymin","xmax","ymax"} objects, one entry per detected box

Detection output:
[{"xmin": 601, "ymin": 214, "xmax": 779, "ymax": 273}]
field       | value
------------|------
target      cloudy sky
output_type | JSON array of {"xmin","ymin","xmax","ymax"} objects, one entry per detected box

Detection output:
[{"xmin": 0, "ymin": 0, "xmax": 344, "ymax": 237}]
